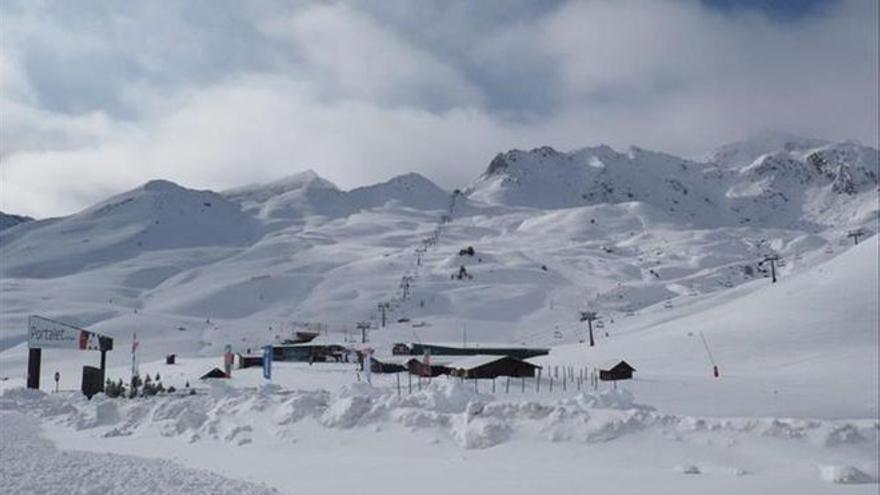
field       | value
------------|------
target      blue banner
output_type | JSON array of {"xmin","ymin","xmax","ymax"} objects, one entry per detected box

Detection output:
[{"xmin": 262, "ymin": 345, "xmax": 272, "ymax": 380}]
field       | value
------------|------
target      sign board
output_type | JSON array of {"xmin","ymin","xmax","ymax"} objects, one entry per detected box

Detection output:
[
  {"xmin": 28, "ymin": 315, "xmax": 113, "ymax": 351},
  {"xmin": 262, "ymin": 345, "xmax": 272, "ymax": 380}
]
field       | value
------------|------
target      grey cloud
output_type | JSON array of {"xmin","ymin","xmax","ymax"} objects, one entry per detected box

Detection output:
[{"xmin": 0, "ymin": 0, "xmax": 876, "ymax": 218}]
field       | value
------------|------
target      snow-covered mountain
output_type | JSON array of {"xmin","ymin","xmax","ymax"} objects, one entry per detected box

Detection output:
[
  {"xmin": 466, "ymin": 139, "xmax": 878, "ymax": 228},
  {"xmin": 0, "ymin": 212, "xmax": 33, "ymax": 232},
  {"xmin": 704, "ymin": 131, "xmax": 830, "ymax": 169},
  {"xmin": 0, "ymin": 180, "xmax": 260, "ymax": 278},
  {"xmin": 224, "ymin": 170, "xmax": 450, "ymax": 221},
  {"xmin": 0, "ymin": 133, "xmax": 876, "ymax": 364}
]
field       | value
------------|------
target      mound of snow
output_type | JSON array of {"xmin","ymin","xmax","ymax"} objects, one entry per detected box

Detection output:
[{"xmin": 818, "ymin": 465, "xmax": 878, "ymax": 484}]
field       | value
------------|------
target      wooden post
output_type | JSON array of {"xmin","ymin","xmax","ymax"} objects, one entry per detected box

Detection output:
[
  {"xmin": 396, "ymin": 372, "xmax": 401, "ymax": 396},
  {"xmin": 550, "ymin": 376, "xmax": 553, "ymax": 392},
  {"xmin": 27, "ymin": 348, "xmax": 41, "ymax": 390},
  {"xmin": 473, "ymin": 378, "xmax": 478, "ymax": 393},
  {"xmin": 521, "ymin": 376, "xmax": 525, "ymax": 393},
  {"xmin": 505, "ymin": 376, "xmax": 510, "ymax": 394},
  {"xmin": 408, "ymin": 372, "xmax": 412, "ymax": 394},
  {"xmin": 492, "ymin": 378, "xmax": 496, "ymax": 393},
  {"xmin": 563, "ymin": 370, "xmax": 567, "ymax": 391},
  {"xmin": 536, "ymin": 369, "xmax": 541, "ymax": 392},
  {"xmin": 99, "ymin": 350, "xmax": 107, "ymax": 392}
]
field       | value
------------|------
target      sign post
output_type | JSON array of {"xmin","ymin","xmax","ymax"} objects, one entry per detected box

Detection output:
[{"xmin": 27, "ymin": 315, "xmax": 113, "ymax": 391}]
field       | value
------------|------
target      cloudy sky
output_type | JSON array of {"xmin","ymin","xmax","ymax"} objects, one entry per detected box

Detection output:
[{"xmin": 1, "ymin": 0, "xmax": 877, "ymax": 218}]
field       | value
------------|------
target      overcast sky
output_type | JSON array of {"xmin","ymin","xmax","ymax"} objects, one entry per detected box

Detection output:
[{"xmin": 1, "ymin": 0, "xmax": 877, "ymax": 218}]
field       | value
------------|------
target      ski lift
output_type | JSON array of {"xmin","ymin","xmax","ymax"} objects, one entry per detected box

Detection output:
[
  {"xmin": 625, "ymin": 310, "xmax": 635, "ymax": 317},
  {"xmin": 595, "ymin": 320, "xmax": 605, "ymax": 329},
  {"xmin": 824, "ymin": 246, "xmax": 834, "ymax": 254},
  {"xmin": 553, "ymin": 330, "xmax": 563, "ymax": 339},
  {"xmin": 663, "ymin": 300, "xmax": 673, "ymax": 309}
]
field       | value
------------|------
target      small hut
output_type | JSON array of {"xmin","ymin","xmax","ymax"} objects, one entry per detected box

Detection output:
[
  {"xmin": 448, "ymin": 355, "xmax": 541, "ymax": 379},
  {"xmin": 237, "ymin": 353, "xmax": 264, "ymax": 369},
  {"xmin": 200, "ymin": 367, "xmax": 228, "ymax": 379},
  {"xmin": 599, "ymin": 360, "xmax": 636, "ymax": 381}
]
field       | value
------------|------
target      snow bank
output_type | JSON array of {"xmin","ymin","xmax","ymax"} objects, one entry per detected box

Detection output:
[
  {"xmin": 4, "ymin": 382, "xmax": 877, "ymax": 457},
  {"xmin": 0, "ymin": 411, "xmax": 280, "ymax": 495},
  {"xmin": 818, "ymin": 465, "xmax": 878, "ymax": 484}
]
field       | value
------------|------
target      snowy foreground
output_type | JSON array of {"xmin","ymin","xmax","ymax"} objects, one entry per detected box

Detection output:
[{"xmin": 1, "ymin": 372, "xmax": 878, "ymax": 494}]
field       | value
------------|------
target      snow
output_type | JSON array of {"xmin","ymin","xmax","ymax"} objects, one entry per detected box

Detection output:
[
  {"xmin": 0, "ymin": 135, "xmax": 877, "ymax": 493},
  {"xmin": 0, "ymin": 411, "xmax": 279, "ymax": 494},
  {"xmin": 2, "ymin": 378, "xmax": 877, "ymax": 493},
  {"xmin": 0, "ymin": 211, "xmax": 32, "ymax": 232}
]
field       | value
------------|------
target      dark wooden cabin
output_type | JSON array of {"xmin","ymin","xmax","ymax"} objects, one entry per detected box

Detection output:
[
  {"xmin": 599, "ymin": 360, "xmax": 636, "ymax": 381},
  {"xmin": 237, "ymin": 353, "xmax": 264, "ymax": 369},
  {"xmin": 448, "ymin": 355, "xmax": 542, "ymax": 379}
]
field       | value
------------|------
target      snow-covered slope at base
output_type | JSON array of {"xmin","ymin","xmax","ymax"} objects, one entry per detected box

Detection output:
[{"xmin": 539, "ymin": 235, "xmax": 879, "ymax": 418}]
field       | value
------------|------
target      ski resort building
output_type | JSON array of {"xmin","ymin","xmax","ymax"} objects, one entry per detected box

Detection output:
[
  {"xmin": 599, "ymin": 360, "xmax": 636, "ymax": 381},
  {"xmin": 392, "ymin": 343, "xmax": 549, "ymax": 360},
  {"xmin": 447, "ymin": 355, "xmax": 541, "ymax": 379},
  {"xmin": 369, "ymin": 355, "xmax": 410, "ymax": 373},
  {"xmin": 272, "ymin": 343, "xmax": 351, "ymax": 363},
  {"xmin": 237, "ymin": 353, "xmax": 264, "ymax": 369}
]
